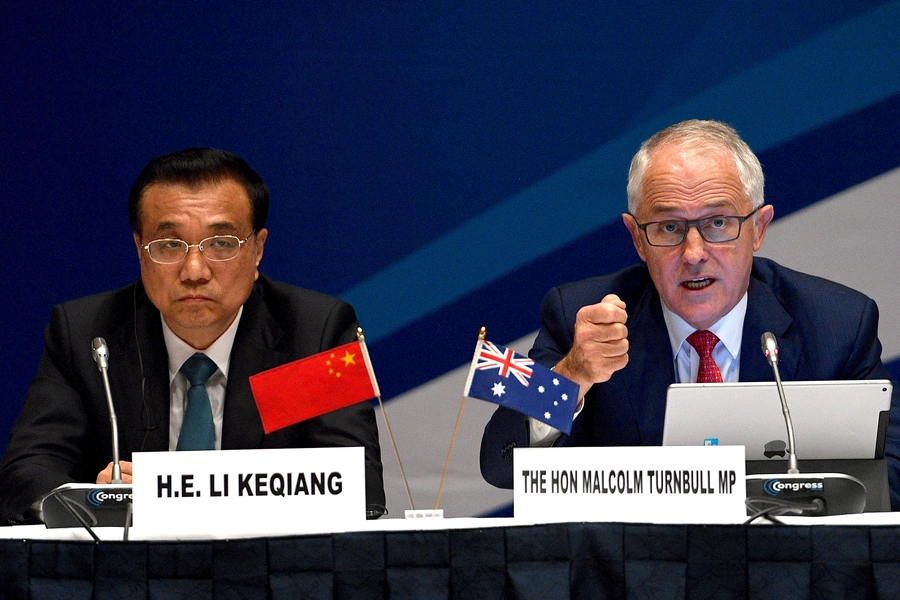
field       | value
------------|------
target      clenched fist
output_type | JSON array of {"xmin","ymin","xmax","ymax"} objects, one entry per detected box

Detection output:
[{"xmin": 554, "ymin": 294, "xmax": 628, "ymax": 397}]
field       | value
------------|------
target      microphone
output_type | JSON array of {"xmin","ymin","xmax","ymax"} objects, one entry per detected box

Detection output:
[
  {"xmin": 745, "ymin": 332, "xmax": 866, "ymax": 518},
  {"xmin": 92, "ymin": 337, "xmax": 123, "ymax": 484},
  {"xmin": 41, "ymin": 338, "xmax": 134, "ymax": 537},
  {"xmin": 760, "ymin": 332, "xmax": 798, "ymax": 474}
]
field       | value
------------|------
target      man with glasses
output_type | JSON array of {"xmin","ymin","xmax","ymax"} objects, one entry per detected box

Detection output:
[
  {"xmin": 0, "ymin": 148, "xmax": 385, "ymax": 523},
  {"xmin": 480, "ymin": 120, "xmax": 900, "ymax": 508}
]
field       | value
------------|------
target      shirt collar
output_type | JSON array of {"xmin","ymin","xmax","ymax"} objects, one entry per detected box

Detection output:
[
  {"xmin": 661, "ymin": 293, "xmax": 748, "ymax": 360},
  {"xmin": 161, "ymin": 306, "xmax": 243, "ymax": 383}
]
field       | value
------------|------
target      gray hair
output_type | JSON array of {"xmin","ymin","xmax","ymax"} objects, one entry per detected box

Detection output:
[{"xmin": 626, "ymin": 120, "xmax": 764, "ymax": 214}]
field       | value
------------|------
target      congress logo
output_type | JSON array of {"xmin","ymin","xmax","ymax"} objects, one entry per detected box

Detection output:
[
  {"xmin": 86, "ymin": 488, "xmax": 133, "ymax": 506},
  {"xmin": 763, "ymin": 479, "xmax": 824, "ymax": 496}
]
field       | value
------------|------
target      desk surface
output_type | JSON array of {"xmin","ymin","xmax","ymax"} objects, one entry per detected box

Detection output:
[{"xmin": 3, "ymin": 511, "xmax": 900, "ymax": 542}]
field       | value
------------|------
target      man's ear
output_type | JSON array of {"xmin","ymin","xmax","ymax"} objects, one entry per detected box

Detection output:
[
  {"xmin": 253, "ymin": 228, "xmax": 267, "ymax": 269},
  {"xmin": 622, "ymin": 213, "xmax": 647, "ymax": 262},
  {"xmin": 751, "ymin": 205, "xmax": 775, "ymax": 252}
]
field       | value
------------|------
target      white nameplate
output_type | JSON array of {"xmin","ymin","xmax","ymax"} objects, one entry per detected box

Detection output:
[
  {"xmin": 131, "ymin": 447, "xmax": 365, "ymax": 537},
  {"xmin": 514, "ymin": 446, "xmax": 746, "ymax": 524}
]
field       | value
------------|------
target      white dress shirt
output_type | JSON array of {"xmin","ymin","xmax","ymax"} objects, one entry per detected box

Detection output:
[
  {"xmin": 663, "ymin": 293, "xmax": 746, "ymax": 384},
  {"xmin": 162, "ymin": 307, "xmax": 243, "ymax": 451}
]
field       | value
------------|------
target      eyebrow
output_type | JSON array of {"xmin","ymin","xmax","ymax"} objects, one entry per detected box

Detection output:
[
  {"xmin": 207, "ymin": 222, "xmax": 241, "ymax": 233},
  {"xmin": 645, "ymin": 201, "xmax": 736, "ymax": 219},
  {"xmin": 150, "ymin": 221, "xmax": 241, "ymax": 237}
]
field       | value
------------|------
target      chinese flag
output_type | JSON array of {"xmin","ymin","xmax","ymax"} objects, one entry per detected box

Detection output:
[{"xmin": 249, "ymin": 340, "xmax": 379, "ymax": 433}]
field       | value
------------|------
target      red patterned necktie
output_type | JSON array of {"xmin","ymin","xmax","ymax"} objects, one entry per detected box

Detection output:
[{"xmin": 687, "ymin": 330, "xmax": 723, "ymax": 383}]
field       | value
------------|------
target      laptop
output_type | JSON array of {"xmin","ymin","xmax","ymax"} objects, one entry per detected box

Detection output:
[{"xmin": 662, "ymin": 380, "xmax": 892, "ymax": 461}]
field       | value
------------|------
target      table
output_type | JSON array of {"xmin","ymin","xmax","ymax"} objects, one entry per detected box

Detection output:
[{"xmin": 3, "ymin": 514, "xmax": 900, "ymax": 598}]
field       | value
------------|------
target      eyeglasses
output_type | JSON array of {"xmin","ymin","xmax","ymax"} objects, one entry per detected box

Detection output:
[
  {"xmin": 141, "ymin": 232, "xmax": 255, "ymax": 264},
  {"xmin": 632, "ymin": 208, "xmax": 759, "ymax": 247}
]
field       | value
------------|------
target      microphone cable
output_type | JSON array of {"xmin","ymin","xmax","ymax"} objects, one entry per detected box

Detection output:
[
  {"xmin": 134, "ymin": 279, "xmax": 158, "ymax": 451},
  {"xmin": 744, "ymin": 496, "xmax": 825, "ymax": 524}
]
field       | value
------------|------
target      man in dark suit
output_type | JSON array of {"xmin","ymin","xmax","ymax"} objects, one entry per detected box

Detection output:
[
  {"xmin": 0, "ymin": 148, "xmax": 385, "ymax": 524},
  {"xmin": 480, "ymin": 120, "xmax": 900, "ymax": 509}
]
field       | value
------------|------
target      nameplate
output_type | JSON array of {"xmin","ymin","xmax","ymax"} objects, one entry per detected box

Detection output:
[
  {"xmin": 131, "ymin": 447, "xmax": 365, "ymax": 537},
  {"xmin": 514, "ymin": 446, "xmax": 746, "ymax": 524}
]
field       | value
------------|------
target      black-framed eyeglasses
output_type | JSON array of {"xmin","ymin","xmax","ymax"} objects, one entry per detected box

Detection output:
[
  {"xmin": 632, "ymin": 208, "xmax": 759, "ymax": 247},
  {"xmin": 141, "ymin": 232, "xmax": 255, "ymax": 264}
]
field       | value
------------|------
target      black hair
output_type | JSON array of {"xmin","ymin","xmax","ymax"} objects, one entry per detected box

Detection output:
[{"xmin": 128, "ymin": 147, "xmax": 269, "ymax": 234}]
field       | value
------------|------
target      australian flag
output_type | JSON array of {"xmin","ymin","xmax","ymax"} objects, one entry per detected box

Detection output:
[{"xmin": 463, "ymin": 339, "xmax": 579, "ymax": 434}]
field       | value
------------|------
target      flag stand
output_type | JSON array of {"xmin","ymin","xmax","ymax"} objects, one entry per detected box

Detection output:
[
  {"xmin": 430, "ymin": 327, "xmax": 486, "ymax": 517},
  {"xmin": 358, "ymin": 328, "xmax": 417, "ymax": 514}
]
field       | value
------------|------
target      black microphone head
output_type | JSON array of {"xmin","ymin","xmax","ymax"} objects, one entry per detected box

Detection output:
[
  {"xmin": 760, "ymin": 332, "xmax": 778, "ymax": 365},
  {"xmin": 92, "ymin": 337, "xmax": 109, "ymax": 370}
]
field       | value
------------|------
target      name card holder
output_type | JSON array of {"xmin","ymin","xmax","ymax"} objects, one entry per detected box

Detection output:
[
  {"xmin": 131, "ymin": 447, "xmax": 366, "ymax": 537},
  {"xmin": 514, "ymin": 446, "xmax": 746, "ymax": 524}
]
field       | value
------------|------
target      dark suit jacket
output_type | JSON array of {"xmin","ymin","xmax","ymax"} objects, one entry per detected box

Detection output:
[
  {"xmin": 481, "ymin": 257, "xmax": 900, "ymax": 508},
  {"xmin": 0, "ymin": 275, "xmax": 385, "ymax": 523}
]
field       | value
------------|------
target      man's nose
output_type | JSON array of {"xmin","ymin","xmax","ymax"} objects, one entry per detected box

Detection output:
[
  {"xmin": 680, "ymin": 226, "xmax": 709, "ymax": 262},
  {"xmin": 179, "ymin": 245, "xmax": 212, "ymax": 280}
]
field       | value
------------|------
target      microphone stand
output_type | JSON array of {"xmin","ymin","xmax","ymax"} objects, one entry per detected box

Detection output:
[
  {"xmin": 763, "ymin": 337, "xmax": 799, "ymax": 474},
  {"xmin": 100, "ymin": 366, "xmax": 123, "ymax": 483},
  {"xmin": 93, "ymin": 337, "xmax": 122, "ymax": 483}
]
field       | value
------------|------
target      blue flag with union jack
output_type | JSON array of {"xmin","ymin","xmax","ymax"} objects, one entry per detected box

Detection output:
[{"xmin": 463, "ymin": 339, "xmax": 579, "ymax": 435}]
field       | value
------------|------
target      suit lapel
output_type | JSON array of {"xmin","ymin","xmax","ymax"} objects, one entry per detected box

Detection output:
[
  {"xmin": 740, "ymin": 273, "xmax": 798, "ymax": 382},
  {"xmin": 620, "ymin": 283, "xmax": 676, "ymax": 445},
  {"xmin": 110, "ymin": 281, "xmax": 171, "ymax": 455},
  {"xmin": 221, "ymin": 286, "xmax": 289, "ymax": 449}
]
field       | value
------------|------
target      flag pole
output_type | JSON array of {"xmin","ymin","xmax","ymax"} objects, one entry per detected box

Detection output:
[
  {"xmin": 433, "ymin": 326, "xmax": 485, "ymax": 514},
  {"xmin": 358, "ymin": 327, "xmax": 416, "ymax": 512}
]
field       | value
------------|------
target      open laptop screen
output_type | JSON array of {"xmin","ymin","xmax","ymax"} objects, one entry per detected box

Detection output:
[{"xmin": 662, "ymin": 380, "xmax": 892, "ymax": 461}]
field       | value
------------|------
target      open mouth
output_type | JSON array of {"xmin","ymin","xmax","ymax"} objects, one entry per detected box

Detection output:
[{"xmin": 682, "ymin": 278, "xmax": 714, "ymax": 291}]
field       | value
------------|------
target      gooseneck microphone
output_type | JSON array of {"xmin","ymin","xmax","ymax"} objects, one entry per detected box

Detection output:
[
  {"xmin": 38, "ymin": 338, "xmax": 132, "ymax": 536},
  {"xmin": 92, "ymin": 337, "xmax": 123, "ymax": 484},
  {"xmin": 744, "ymin": 331, "xmax": 867, "ymax": 519},
  {"xmin": 760, "ymin": 332, "xmax": 799, "ymax": 474}
]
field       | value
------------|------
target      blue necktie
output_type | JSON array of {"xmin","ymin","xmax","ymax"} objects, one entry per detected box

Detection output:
[{"xmin": 176, "ymin": 353, "xmax": 218, "ymax": 451}]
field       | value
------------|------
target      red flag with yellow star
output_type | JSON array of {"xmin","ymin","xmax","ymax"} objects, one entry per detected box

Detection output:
[{"xmin": 249, "ymin": 340, "xmax": 380, "ymax": 433}]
